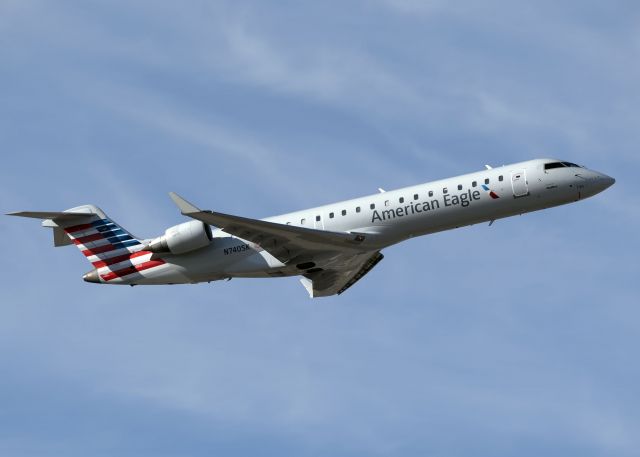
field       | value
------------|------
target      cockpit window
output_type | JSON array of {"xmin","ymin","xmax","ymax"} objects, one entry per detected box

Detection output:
[{"xmin": 545, "ymin": 161, "xmax": 582, "ymax": 170}]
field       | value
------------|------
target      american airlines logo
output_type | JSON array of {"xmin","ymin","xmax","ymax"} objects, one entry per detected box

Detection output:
[{"xmin": 371, "ymin": 189, "xmax": 485, "ymax": 223}]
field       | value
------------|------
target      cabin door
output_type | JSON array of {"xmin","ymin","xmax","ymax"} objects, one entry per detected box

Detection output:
[{"xmin": 511, "ymin": 170, "xmax": 529, "ymax": 197}]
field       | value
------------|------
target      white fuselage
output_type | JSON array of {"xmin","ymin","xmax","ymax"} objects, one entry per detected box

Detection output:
[{"xmin": 129, "ymin": 158, "xmax": 614, "ymax": 285}]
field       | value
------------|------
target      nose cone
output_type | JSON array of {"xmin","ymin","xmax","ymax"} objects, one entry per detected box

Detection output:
[
  {"xmin": 581, "ymin": 170, "xmax": 615, "ymax": 198},
  {"xmin": 601, "ymin": 174, "xmax": 615, "ymax": 190},
  {"xmin": 593, "ymin": 172, "xmax": 615, "ymax": 193},
  {"xmin": 83, "ymin": 269, "xmax": 100, "ymax": 284}
]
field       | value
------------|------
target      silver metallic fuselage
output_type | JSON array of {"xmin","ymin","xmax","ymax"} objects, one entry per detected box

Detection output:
[{"xmin": 131, "ymin": 158, "xmax": 613, "ymax": 285}]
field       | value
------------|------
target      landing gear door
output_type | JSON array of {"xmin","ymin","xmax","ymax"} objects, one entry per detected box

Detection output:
[{"xmin": 511, "ymin": 170, "xmax": 529, "ymax": 197}]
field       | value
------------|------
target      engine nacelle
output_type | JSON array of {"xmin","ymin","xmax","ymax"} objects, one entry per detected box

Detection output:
[{"xmin": 146, "ymin": 220, "xmax": 212, "ymax": 255}]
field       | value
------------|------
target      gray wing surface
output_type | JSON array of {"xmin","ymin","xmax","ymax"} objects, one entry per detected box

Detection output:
[
  {"xmin": 169, "ymin": 192, "xmax": 371, "ymax": 265},
  {"xmin": 170, "ymin": 192, "xmax": 384, "ymax": 296}
]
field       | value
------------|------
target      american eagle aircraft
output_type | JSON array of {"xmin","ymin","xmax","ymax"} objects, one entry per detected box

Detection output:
[{"xmin": 8, "ymin": 159, "xmax": 614, "ymax": 297}]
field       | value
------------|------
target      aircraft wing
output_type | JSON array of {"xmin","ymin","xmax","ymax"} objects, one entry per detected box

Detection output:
[
  {"xmin": 300, "ymin": 251, "xmax": 384, "ymax": 297},
  {"xmin": 169, "ymin": 192, "xmax": 370, "ymax": 264}
]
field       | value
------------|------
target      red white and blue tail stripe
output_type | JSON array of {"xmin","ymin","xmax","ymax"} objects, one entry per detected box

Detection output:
[{"xmin": 61, "ymin": 210, "xmax": 166, "ymax": 283}]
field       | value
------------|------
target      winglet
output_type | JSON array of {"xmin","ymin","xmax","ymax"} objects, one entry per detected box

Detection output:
[{"xmin": 169, "ymin": 192, "xmax": 201, "ymax": 214}]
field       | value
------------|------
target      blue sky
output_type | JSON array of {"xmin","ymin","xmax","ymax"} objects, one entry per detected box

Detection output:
[{"xmin": 1, "ymin": 1, "xmax": 639, "ymax": 455}]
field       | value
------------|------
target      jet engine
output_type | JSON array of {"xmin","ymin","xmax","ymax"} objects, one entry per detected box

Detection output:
[{"xmin": 145, "ymin": 220, "xmax": 213, "ymax": 255}]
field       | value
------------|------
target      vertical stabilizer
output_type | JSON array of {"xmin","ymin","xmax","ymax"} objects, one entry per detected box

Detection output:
[{"xmin": 7, "ymin": 205, "xmax": 162, "ymax": 284}]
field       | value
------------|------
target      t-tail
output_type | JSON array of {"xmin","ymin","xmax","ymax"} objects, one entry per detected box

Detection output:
[{"xmin": 7, "ymin": 205, "xmax": 164, "ymax": 284}]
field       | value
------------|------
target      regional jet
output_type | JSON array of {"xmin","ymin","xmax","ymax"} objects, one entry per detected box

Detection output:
[{"xmin": 8, "ymin": 159, "xmax": 614, "ymax": 297}]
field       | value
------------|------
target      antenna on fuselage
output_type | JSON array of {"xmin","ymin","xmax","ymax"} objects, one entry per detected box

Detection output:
[
  {"xmin": 378, "ymin": 188, "xmax": 386, "ymax": 193},
  {"xmin": 485, "ymin": 164, "xmax": 493, "ymax": 170}
]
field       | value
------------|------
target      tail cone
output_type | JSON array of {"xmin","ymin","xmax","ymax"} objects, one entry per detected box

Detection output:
[{"xmin": 83, "ymin": 269, "xmax": 100, "ymax": 283}]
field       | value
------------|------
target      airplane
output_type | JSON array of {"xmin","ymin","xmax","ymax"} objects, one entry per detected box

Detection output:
[{"xmin": 7, "ymin": 158, "xmax": 614, "ymax": 297}]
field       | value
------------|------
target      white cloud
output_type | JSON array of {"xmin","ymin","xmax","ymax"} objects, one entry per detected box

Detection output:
[{"xmin": 210, "ymin": 19, "xmax": 422, "ymax": 119}]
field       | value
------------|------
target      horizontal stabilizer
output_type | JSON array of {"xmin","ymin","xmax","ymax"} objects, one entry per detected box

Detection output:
[
  {"xmin": 7, "ymin": 211, "xmax": 93, "ymax": 220},
  {"xmin": 6, "ymin": 205, "xmax": 141, "ymax": 253},
  {"xmin": 7, "ymin": 210, "xmax": 98, "ymax": 247}
]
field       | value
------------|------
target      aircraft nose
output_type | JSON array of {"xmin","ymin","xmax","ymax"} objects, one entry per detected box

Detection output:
[
  {"xmin": 593, "ymin": 172, "xmax": 615, "ymax": 191},
  {"xmin": 601, "ymin": 174, "xmax": 615, "ymax": 189},
  {"xmin": 585, "ymin": 171, "xmax": 615, "ymax": 196}
]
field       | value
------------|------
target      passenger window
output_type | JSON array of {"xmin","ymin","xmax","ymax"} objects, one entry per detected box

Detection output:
[
  {"xmin": 414, "ymin": 194, "xmax": 419, "ymax": 200},
  {"xmin": 428, "ymin": 191, "xmax": 433, "ymax": 197},
  {"xmin": 498, "ymin": 175, "xmax": 504, "ymax": 182},
  {"xmin": 399, "ymin": 197, "xmax": 404, "ymax": 204},
  {"xmin": 301, "ymin": 218, "xmax": 306, "ymax": 225},
  {"xmin": 370, "ymin": 203, "xmax": 375, "ymax": 209},
  {"xmin": 316, "ymin": 215, "xmax": 321, "ymax": 222},
  {"xmin": 472, "ymin": 181, "xmax": 477, "ymax": 187},
  {"xmin": 342, "ymin": 210, "xmax": 347, "ymax": 216},
  {"xmin": 457, "ymin": 184, "xmax": 462, "ymax": 190},
  {"xmin": 443, "ymin": 188, "xmax": 448, "ymax": 194},
  {"xmin": 385, "ymin": 200, "xmax": 390, "ymax": 206},
  {"xmin": 329, "ymin": 212, "xmax": 334, "ymax": 219},
  {"xmin": 356, "ymin": 207, "xmax": 361, "ymax": 213},
  {"xmin": 485, "ymin": 178, "xmax": 490, "ymax": 184}
]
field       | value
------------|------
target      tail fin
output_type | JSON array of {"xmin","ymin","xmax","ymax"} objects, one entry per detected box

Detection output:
[
  {"xmin": 8, "ymin": 205, "xmax": 171, "ymax": 284},
  {"xmin": 8, "ymin": 204, "xmax": 144, "ymax": 267}
]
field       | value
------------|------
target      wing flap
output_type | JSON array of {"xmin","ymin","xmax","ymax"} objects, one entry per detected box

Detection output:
[{"xmin": 302, "ymin": 251, "xmax": 384, "ymax": 298}]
